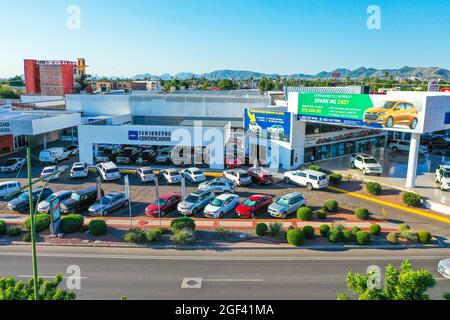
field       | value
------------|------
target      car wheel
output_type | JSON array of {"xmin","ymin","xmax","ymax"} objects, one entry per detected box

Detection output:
[
  {"xmin": 219, "ymin": 211, "xmax": 224, "ymax": 218},
  {"xmin": 160, "ymin": 210, "xmax": 166, "ymax": 217},
  {"xmin": 386, "ymin": 117, "xmax": 394, "ymax": 128},
  {"xmin": 284, "ymin": 177, "xmax": 291, "ymax": 184},
  {"xmin": 306, "ymin": 183, "xmax": 313, "ymax": 191},
  {"xmin": 103, "ymin": 210, "xmax": 109, "ymax": 216},
  {"xmin": 192, "ymin": 208, "xmax": 198, "ymax": 216},
  {"xmin": 281, "ymin": 213, "xmax": 287, "ymax": 219},
  {"xmin": 124, "ymin": 200, "xmax": 129, "ymax": 207},
  {"xmin": 410, "ymin": 118, "xmax": 418, "ymax": 130},
  {"xmin": 250, "ymin": 212, "xmax": 255, "ymax": 219},
  {"xmin": 392, "ymin": 147, "xmax": 398, "ymax": 152},
  {"xmin": 351, "ymin": 162, "xmax": 355, "ymax": 169}
]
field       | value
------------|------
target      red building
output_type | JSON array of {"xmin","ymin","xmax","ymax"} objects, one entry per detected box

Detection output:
[{"xmin": 24, "ymin": 59, "xmax": 77, "ymax": 95}]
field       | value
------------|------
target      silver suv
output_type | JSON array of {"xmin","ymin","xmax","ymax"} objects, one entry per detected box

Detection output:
[
  {"xmin": 268, "ymin": 192, "xmax": 306, "ymax": 219},
  {"xmin": 198, "ymin": 178, "xmax": 236, "ymax": 194},
  {"xmin": 177, "ymin": 190, "xmax": 215, "ymax": 216}
]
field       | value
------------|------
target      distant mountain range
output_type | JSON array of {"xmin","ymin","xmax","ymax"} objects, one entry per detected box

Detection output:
[{"xmin": 132, "ymin": 66, "xmax": 450, "ymax": 81}]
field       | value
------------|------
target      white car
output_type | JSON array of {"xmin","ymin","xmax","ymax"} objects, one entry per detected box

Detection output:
[
  {"xmin": 160, "ymin": 169, "xmax": 182, "ymax": 184},
  {"xmin": 223, "ymin": 169, "xmax": 252, "ymax": 186},
  {"xmin": 438, "ymin": 258, "xmax": 450, "ymax": 279},
  {"xmin": 435, "ymin": 165, "xmax": 450, "ymax": 191},
  {"xmin": 180, "ymin": 167, "xmax": 206, "ymax": 183},
  {"xmin": 284, "ymin": 169, "xmax": 329, "ymax": 191},
  {"xmin": 267, "ymin": 125, "xmax": 285, "ymax": 138},
  {"xmin": 203, "ymin": 194, "xmax": 240, "ymax": 219},
  {"xmin": 0, "ymin": 158, "xmax": 26, "ymax": 173},
  {"xmin": 350, "ymin": 154, "xmax": 383, "ymax": 176},
  {"xmin": 388, "ymin": 139, "xmax": 427, "ymax": 154},
  {"xmin": 40, "ymin": 166, "xmax": 61, "ymax": 181},
  {"xmin": 37, "ymin": 190, "xmax": 73, "ymax": 214},
  {"xmin": 70, "ymin": 162, "xmax": 89, "ymax": 179},
  {"xmin": 96, "ymin": 162, "xmax": 121, "ymax": 181},
  {"xmin": 67, "ymin": 145, "xmax": 79, "ymax": 157},
  {"xmin": 248, "ymin": 121, "xmax": 262, "ymax": 134},
  {"xmin": 156, "ymin": 148, "xmax": 173, "ymax": 164},
  {"xmin": 137, "ymin": 167, "xmax": 156, "ymax": 183},
  {"xmin": 0, "ymin": 181, "xmax": 21, "ymax": 199}
]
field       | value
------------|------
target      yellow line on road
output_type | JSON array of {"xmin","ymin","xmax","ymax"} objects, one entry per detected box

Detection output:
[{"xmin": 327, "ymin": 186, "xmax": 450, "ymax": 225}]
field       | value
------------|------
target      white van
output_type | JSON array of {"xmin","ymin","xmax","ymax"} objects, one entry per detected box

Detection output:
[
  {"xmin": 96, "ymin": 162, "xmax": 122, "ymax": 181},
  {"xmin": 0, "ymin": 181, "xmax": 21, "ymax": 199},
  {"xmin": 284, "ymin": 169, "xmax": 329, "ymax": 191},
  {"xmin": 39, "ymin": 148, "xmax": 69, "ymax": 164}
]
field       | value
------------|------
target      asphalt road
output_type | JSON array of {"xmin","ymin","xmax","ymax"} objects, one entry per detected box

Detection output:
[{"xmin": 0, "ymin": 245, "xmax": 449, "ymax": 300}]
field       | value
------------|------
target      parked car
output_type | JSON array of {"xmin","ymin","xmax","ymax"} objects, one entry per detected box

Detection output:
[
  {"xmin": 116, "ymin": 147, "xmax": 140, "ymax": 165},
  {"xmin": 268, "ymin": 192, "xmax": 306, "ymax": 219},
  {"xmin": 248, "ymin": 167, "xmax": 273, "ymax": 185},
  {"xmin": 160, "ymin": 169, "xmax": 182, "ymax": 184},
  {"xmin": 363, "ymin": 101, "xmax": 418, "ymax": 129},
  {"xmin": 0, "ymin": 181, "xmax": 21, "ymax": 199},
  {"xmin": 70, "ymin": 162, "xmax": 89, "ymax": 179},
  {"xmin": 39, "ymin": 147, "xmax": 69, "ymax": 165},
  {"xmin": 198, "ymin": 178, "xmax": 236, "ymax": 194},
  {"xmin": 438, "ymin": 258, "xmax": 450, "ymax": 279},
  {"xmin": 223, "ymin": 169, "xmax": 252, "ymax": 186},
  {"xmin": 137, "ymin": 167, "xmax": 157, "ymax": 183},
  {"xmin": 0, "ymin": 158, "xmax": 26, "ymax": 173},
  {"xmin": 388, "ymin": 139, "xmax": 427, "ymax": 154},
  {"xmin": 8, "ymin": 187, "xmax": 53, "ymax": 214},
  {"xmin": 88, "ymin": 192, "xmax": 129, "ymax": 216},
  {"xmin": 136, "ymin": 149, "xmax": 156, "ymax": 165},
  {"xmin": 235, "ymin": 195, "xmax": 273, "ymax": 219},
  {"xmin": 203, "ymin": 194, "xmax": 240, "ymax": 219},
  {"xmin": 180, "ymin": 167, "xmax": 206, "ymax": 183},
  {"xmin": 40, "ymin": 166, "xmax": 61, "ymax": 181},
  {"xmin": 155, "ymin": 148, "xmax": 173, "ymax": 164},
  {"xmin": 60, "ymin": 186, "xmax": 103, "ymax": 215},
  {"xmin": 435, "ymin": 165, "xmax": 450, "ymax": 191},
  {"xmin": 145, "ymin": 192, "xmax": 182, "ymax": 217},
  {"xmin": 350, "ymin": 154, "xmax": 383, "ymax": 176},
  {"xmin": 96, "ymin": 162, "xmax": 121, "ymax": 181},
  {"xmin": 430, "ymin": 137, "xmax": 450, "ymax": 150},
  {"xmin": 67, "ymin": 145, "xmax": 79, "ymax": 156},
  {"xmin": 37, "ymin": 190, "xmax": 73, "ymax": 214},
  {"xmin": 284, "ymin": 169, "xmax": 329, "ymax": 191},
  {"xmin": 96, "ymin": 145, "xmax": 122, "ymax": 163},
  {"xmin": 177, "ymin": 190, "xmax": 215, "ymax": 216}
]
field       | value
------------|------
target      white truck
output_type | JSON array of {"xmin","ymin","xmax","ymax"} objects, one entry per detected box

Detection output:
[
  {"xmin": 435, "ymin": 165, "xmax": 450, "ymax": 191},
  {"xmin": 350, "ymin": 154, "xmax": 383, "ymax": 176},
  {"xmin": 39, "ymin": 148, "xmax": 69, "ymax": 165}
]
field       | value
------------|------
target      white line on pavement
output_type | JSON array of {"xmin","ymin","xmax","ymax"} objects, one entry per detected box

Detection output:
[
  {"xmin": 17, "ymin": 275, "xmax": 88, "ymax": 279},
  {"xmin": 203, "ymin": 279, "xmax": 264, "ymax": 282}
]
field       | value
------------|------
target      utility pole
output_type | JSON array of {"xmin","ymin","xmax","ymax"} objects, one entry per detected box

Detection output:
[{"xmin": 27, "ymin": 147, "xmax": 39, "ymax": 300}]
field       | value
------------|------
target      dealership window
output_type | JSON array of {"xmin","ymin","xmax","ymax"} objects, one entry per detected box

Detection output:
[{"xmin": 305, "ymin": 124, "xmax": 354, "ymax": 135}]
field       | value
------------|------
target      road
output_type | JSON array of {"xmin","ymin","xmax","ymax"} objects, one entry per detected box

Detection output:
[{"xmin": 0, "ymin": 245, "xmax": 449, "ymax": 300}]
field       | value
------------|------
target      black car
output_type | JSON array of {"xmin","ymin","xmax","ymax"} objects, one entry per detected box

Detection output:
[
  {"xmin": 8, "ymin": 188, "xmax": 53, "ymax": 214},
  {"xmin": 430, "ymin": 137, "xmax": 450, "ymax": 150},
  {"xmin": 60, "ymin": 186, "xmax": 104, "ymax": 214}
]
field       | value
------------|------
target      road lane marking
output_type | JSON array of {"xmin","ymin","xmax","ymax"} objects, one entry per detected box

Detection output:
[
  {"xmin": 203, "ymin": 279, "xmax": 264, "ymax": 282},
  {"xmin": 181, "ymin": 278, "xmax": 202, "ymax": 289},
  {"xmin": 17, "ymin": 275, "xmax": 88, "ymax": 279}
]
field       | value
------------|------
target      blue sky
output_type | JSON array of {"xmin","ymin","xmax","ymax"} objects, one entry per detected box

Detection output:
[{"xmin": 1, "ymin": 0, "xmax": 449, "ymax": 78}]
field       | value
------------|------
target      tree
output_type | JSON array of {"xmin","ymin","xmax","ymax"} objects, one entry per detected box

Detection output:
[
  {"xmin": 337, "ymin": 260, "xmax": 437, "ymax": 300},
  {"xmin": 0, "ymin": 274, "xmax": 76, "ymax": 300},
  {"xmin": 0, "ymin": 85, "xmax": 20, "ymax": 99}
]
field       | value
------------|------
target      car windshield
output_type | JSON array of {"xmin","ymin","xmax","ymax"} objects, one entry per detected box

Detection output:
[
  {"xmin": 143, "ymin": 170, "xmax": 153, "ymax": 175},
  {"xmin": 43, "ymin": 168, "xmax": 54, "ymax": 174},
  {"xmin": 319, "ymin": 175, "xmax": 327, "ymax": 181},
  {"xmin": 364, "ymin": 158, "xmax": 378, "ymax": 164},
  {"xmin": 185, "ymin": 195, "xmax": 199, "ymax": 203},
  {"xmin": 156, "ymin": 198, "xmax": 168, "ymax": 206},
  {"xmin": 100, "ymin": 197, "xmax": 112, "ymax": 205},
  {"xmin": 239, "ymin": 173, "xmax": 250, "ymax": 178},
  {"xmin": 243, "ymin": 199, "xmax": 256, "ymax": 207},
  {"xmin": 379, "ymin": 101, "xmax": 396, "ymax": 109},
  {"xmin": 443, "ymin": 172, "xmax": 450, "ymax": 178},
  {"xmin": 46, "ymin": 194, "xmax": 56, "ymax": 202},
  {"xmin": 168, "ymin": 172, "xmax": 179, "ymax": 177},
  {"xmin": 210, "ymin": 199, "xmax": 224, "ymax": 207},
  {"xmin": 276, "ymin": 197, "xmax": 289, "ymax": 206},
  {"xmin": 19, "ymin": 193, "xmax": 29, "ymax": 200},
  {"xmin": 71, "ymin": 193, "xmax": 81, "ymax": 202},
  {"xmin": 73, "ymin": 167, "xmax": 85, "ymax": 172},
  {"xmin": 106, "ymin": 168, "xmax": 119, "ymax": 174},
  {"xmin": 192, "ymin": 170, "xmax": 203, "ymax": 175}
]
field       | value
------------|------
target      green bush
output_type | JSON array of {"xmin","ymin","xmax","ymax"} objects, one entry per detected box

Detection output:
[
  {"xmin": 369, "ymin": 224, "xmax": 381, "ymax": 235},
  {"xmin": 60, "ymin": 214, "xmax": 84, "ymax": 234},
  {"xmin": 297, "ymin": 207, "xmax": 313, "ymax": 221},
  {"xmin": 329, "ymin": 173, "xmax": 343, "ymax": 184},
  {"xmin": 89, "ymin": 220, "xmax": 107, "ymax": 236},
  {"xmin": 268, "ymin": 222, "xmax": 284, "ymax": 239},
  {"xmin": 255, "ymin": 223, "xmax": 268, "ymax": 237},
  {"xmin": 286, "ymin": 229, "xmax": 305, "ymax": 246},
  {"xmin": 308, "ymin": 165, "xmax": 321, "ymax": 172},
  {"xmin": 7, "ymin": 225, "xmax": 21, "ymax": 237},
  {"xmin": 387, "ymin": 232, "xmax": 400, "ymax": 244},
  {"xmin": 351, "ymin": 226, "xmax": 361, "ymax": 236},
  {"xmin": 146, "ymin": 229, "xmax": 163, "ymax": 242},
  {"xmin": 303, "ymin": 226, "xmax": 315, "ymax": 239},
  {"xmin": 324, "ymin": 200, "xmax": 339, "ymax": 213},
  {"xmin": 342, "ymin": 230, "xmax": 353, "ymax": 243},
  {"xmin": 22, "ymin": 232, "xmax": 32, "ymax": 242},
  {"xmin": 355, "ymin": 208, "xmax": 370, "ymax": 220},
  {"xmin": 0, "ymin": 220, "xmax": 6, "ymax": 234},
  {"xmin": 366, "ymin": 182, "xmax": 382, "ymax": 196},
  {"xmin": 328, "ymin": 229, "xmax": 341, "ymax": 243},
  {"xmin": 173, "ymin": 229, "xmax": 196, "ymax": 245},
  {"xmin": 171, "ymin": 217, "xmax": 196, "ymax": 233},
  {"xmin": 355, "ymin": 231, "xmax": 371, "ymax": 245},
  {"xmin": 320, "ymin": 224, "xmax": 330, "ymax": 237},
  {"xmin": 417, "ymin": 230, "xmax": 432, "ymax": 244},
  {"xmin": 399, "ymin": 224, "xmax": 411, "ymax": 233},
  {"xmin": 24, "ymin": 214, "xmax": 51, "ymax": 233},
  {"xmin": 316, "ymin": 209, "xmax": 327, "ymax": 220},
  {"xmin": 124, "ymin": 229, "xmax": 146, "ymax": 243},
  {"xmin": 402, "ymin": 192, "xmax": 422, "ymax": 207}
]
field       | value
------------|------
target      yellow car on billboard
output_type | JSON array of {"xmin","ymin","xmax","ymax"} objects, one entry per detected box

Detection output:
[{"xmin": 364, "ymin": 101, "xmax": 419, "ymax": 129}]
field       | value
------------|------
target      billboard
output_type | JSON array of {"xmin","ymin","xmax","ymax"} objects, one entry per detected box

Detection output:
[
  {"xmin": 244, "ymin": 108, "xmax": 291, "ymax": 142},
  {"xmin": 297, "ymin": 93, "xmax": 425, "ymax": 133}
]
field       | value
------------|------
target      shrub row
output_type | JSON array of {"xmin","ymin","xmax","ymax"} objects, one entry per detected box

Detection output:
[
  {"xmin": 402, "ymin": 192, "xmax": 422, "ymax": 207},
  {"xmin": 366, "ymin": 182, "xmax": 382, "ymax": 195},
  {"xmin": 387, "ymin": 224, "xmax": 432, "ymax": 245}
]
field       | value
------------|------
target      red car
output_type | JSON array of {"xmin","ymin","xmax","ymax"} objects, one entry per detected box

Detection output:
[
  {"xmin": 145, "ymin": 192, "xmax": 181, "ymax": 217},
  {"xmin": 235, "ymin": 194, "xmax": 273, "ymax": 219},
  {"xmin": 248, "ymin": 168, "xmax": 273, "ymax": 185}
]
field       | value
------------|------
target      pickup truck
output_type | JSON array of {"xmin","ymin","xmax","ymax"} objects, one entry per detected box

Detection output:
[{"xmin": 350, "ymin": 154, "xmax": 383, "ymax": 176}]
